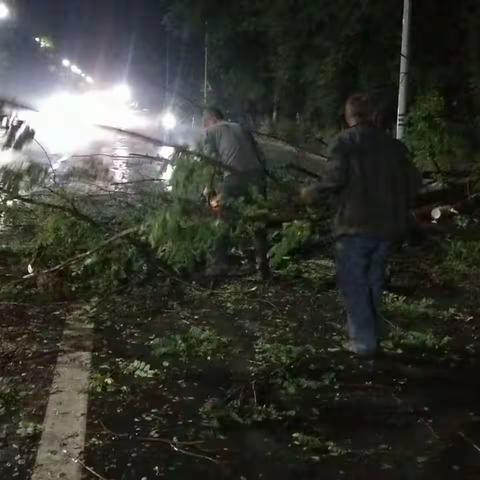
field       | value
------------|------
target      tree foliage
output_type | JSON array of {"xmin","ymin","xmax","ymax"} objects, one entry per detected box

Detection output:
[
  {"xmin": 158, "ymin": 0, "xmax": 480, "ymax": 154},
  {"xmin": 405, "ymin": 92, "xmax": 467, "ymax": 171}
]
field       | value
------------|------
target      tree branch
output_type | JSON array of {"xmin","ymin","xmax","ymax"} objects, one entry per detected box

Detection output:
[
  {"xmin": 1, "ymin": 192, "xmax": 100, "ymax": 228},
  {"xmin": 21, "ymin": 227, "xmax": 139, "ymax": 281}
]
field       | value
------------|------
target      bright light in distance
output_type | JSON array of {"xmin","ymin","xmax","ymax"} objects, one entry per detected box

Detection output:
[
  {"xmin": 112, "ymin": 84, "xmax": 131, "ymax": 102},
  {"xmin": 70, "ymin": 65, "xmax": 82, "ymax": 75},
  {"xmin": 161, "ymin": 164, "xmax": 174, "ymax": 184},
  {"xmin": 62, "ymin": 59, "xmax": 71, "ymax": 68},
  {"xmin": 25, "ymin": 88, "xmax": 145, "ymax": 154},
  {"xmin": 86, "ymin": 76, "xmax": 94, "ymax": 84},
  {"xmin": 161, "ymin": 111, "xmax": 177, "ymax": 130},
  {"xmin": 159, "ymin": 146, "xmax": 175, "ymax": 159},
  {"xmin": 34, "ymin": 37, "xmax": 40, "ymax": 43},
  {"xmin": 0, "ymin": 3, "xmax": 10, "ymax": 20}
]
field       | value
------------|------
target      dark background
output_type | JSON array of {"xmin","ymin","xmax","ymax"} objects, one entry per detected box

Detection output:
[{"xmin": 2, "ymin": 0, "xmax": 480, "ymax": 142}]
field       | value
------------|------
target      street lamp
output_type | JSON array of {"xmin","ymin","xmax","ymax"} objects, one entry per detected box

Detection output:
[
  {"xmin": 112, "ymin": 84, "xmax": 131, "ymax": 102},
  {"xmin": 161, "ymin": 111, "xmax": 177, "ymax": 145},
  {"xmin": 0, "ymin": 3, "xmax": 10, "ymax": 20},
  {"xmin": 162, "ymin": 111, "xmax": 177, "ymax": 131},
  {"xmin": 70, "ymin": 64, "xmax": 82, "ymax": 75}
]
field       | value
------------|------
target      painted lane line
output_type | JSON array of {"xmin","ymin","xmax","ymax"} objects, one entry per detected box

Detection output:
[{"xmin": 32, "ymin": 312, "xmax": 93, "ymax": 480}]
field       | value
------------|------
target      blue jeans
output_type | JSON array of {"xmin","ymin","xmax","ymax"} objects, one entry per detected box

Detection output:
[{"xmin": 336, "ymin": 235, "xmax": 392, "ymax": 353}]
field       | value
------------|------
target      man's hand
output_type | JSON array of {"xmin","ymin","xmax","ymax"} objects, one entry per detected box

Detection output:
[
  {"xmin": 298, "ymin": 184, "xmax": 322, "ymax": 206},
  {"xmin": 209, "ymin": 193, "xmax": 223, "ymax": 211}
]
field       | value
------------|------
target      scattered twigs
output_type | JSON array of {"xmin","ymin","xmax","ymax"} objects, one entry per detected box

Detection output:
[
  {"xmin": 419, "ymin": 418, "xmax": 441, "ymax": 441},
  {"xmin": 458, "ymin": 431, "xmax": 480, "ymax": 455},
  {"xmin": 33, "ymin": 138, "xmax": 57, "ymax": 185},
  {"xmin": 98, "ymin": 421, "xmax": 219, "ymax": 464},
  {"xmin": 258, "ymin": 299, "xmax": 281, "ymax": 312},
  {"xmin": 62, "ymin": 448, "xmax": 112, "ymax": 480},
  {"xmin": 169, "ymin": 442, "xmax": 219, "ymax": 464},
  {"xmin": 137, "ymin": 436, "xmax": 203, "ymax": 446},
  {"xmin": 99, "ymin": 420, "xmax": 200, "ymax": 447}
]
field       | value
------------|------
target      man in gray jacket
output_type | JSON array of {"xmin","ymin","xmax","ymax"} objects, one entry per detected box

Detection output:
[
  {"xmin": 203, "ymin": 107, "xmax": 269, "ymax": 278},
  {"xmin": 302, "ymin": 94, "xmax": 421, "ymax": 356}
]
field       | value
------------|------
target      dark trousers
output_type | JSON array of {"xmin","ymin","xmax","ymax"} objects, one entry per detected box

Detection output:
[
  {"xmin": 335, "ymin": 235, "xmax": 392, "ymax": 353},
  {"xmin": 212, "ymin": 173, "xmax": 268, "ymax": 270}
]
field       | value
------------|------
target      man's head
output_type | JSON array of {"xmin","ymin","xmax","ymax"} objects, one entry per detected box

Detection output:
[
  {"xmin": 345, "ymin": 93, "xmax": 374, "ymax": 128},
  {"xmin": 203, "ymin": 106, "xmax": 225, "ymax": 129}
]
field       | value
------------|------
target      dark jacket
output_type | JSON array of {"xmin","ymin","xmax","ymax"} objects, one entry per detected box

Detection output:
[{"xmin": 320, "ymin": 124, "xmax": 421, "ymax": 240}]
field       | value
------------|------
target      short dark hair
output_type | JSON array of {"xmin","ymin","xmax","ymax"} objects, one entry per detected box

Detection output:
[
  {"xmin": 345, "ymin": 93, "xmax": 374, "ymax": 124},
  {"xmin": 203, "ymin": 106, "xmax": 225, "ymax": 121}
]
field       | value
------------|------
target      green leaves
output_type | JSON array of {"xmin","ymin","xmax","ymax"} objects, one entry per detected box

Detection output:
[
  {"xmin": 384, "ymin": 329, "xmax": 451, "ymax": 354},
  {"xmin": 122, "ymin": 360, "xmax": 159, "ymax": 379},
  {"xmin": 405, "ymin": 92, "xmax": 468, "ymax": 171},
  {"xmin": 269, "ymin": 221, "xmax": 313, "ymax": 268},
  {"xmin": 152, "ymin": 326, "xmax": 230, "ymax": 363},
  {"xmin": 435, "ymin": 240, "xmax": 480, "ymax": 284},
  {"xmin": 144, "ymin": 153, "xmax": 221, "ymax": 271}
]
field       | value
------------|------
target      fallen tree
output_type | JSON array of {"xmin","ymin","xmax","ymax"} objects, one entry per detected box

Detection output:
[{"xmin": 0, "ymin": 119, "xmax": 479, "ymax": 298}]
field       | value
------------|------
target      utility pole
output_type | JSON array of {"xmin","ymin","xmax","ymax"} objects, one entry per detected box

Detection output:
[
  {"xmin": 204, "ymin": 22, "xmax": 208, "ymax": 105},
  {"xmin": 396, "ymin": 0, "xmax": 412, "ymax": 140},
  {"xmin": 166, "ymin": 31, "xmax": 169, "ymax": 95}
]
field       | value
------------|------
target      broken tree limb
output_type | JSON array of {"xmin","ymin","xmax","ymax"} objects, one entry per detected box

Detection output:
[
  {"xmin": 414, "ymin": 193, "xmax": 480, "ymax": 222},
  {"xmin": 95, "ymin": 125, "xmax": 322, "ymax": 195},
  {"xmin": 0, "ymin": 190, "xmax": 101, "ymax": 228},
  {"xmin": 416, "ymin": 176, "xmax": 475, "ymax": 206},
  {"xmin": 95, "ymin": 124, "xmax": 239, "ymax": 174},
  {"xmin": 21, "ymin": 227, "xmax": 139, "ymax": 281}
]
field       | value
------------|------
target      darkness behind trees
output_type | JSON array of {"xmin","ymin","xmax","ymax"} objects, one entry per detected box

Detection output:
[
  {"xmin": 5, "ymin": 0, "xmax": 480, "ymax": 156},
  {"xmin": 160, "ymin": 0, "xmax": 480, "ymax": 151}
]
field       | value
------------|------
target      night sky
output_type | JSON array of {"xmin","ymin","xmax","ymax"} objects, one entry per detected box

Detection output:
[
  {"xmin": 19, "ymin": 0, "xmax": 157, "ymax": 75},
  {"xmin": 3, "ymin": 0, "xmax": 203, "ymax": 109}
]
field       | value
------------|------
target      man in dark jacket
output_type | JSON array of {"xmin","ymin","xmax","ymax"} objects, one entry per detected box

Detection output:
[
  {"xmin": 301, "ymin": 94, "xmax": 421, "ymax": 356},
  {"xmin": 203, "ymin": 107, "xmax": 269, "ymax": 278}
]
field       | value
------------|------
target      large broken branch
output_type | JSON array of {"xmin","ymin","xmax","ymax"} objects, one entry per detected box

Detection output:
[
  {"xmin": 21, "ymin": 227, "xmax": 139, "ymax": 281},
  {"xmin": 95, "ymin": 125, "xmax": 315, "ymax": 195},
  {"xmin": 1, "ymin": 190, "xmax": 100, "ymax": 228},
  {"xmin": 414, "ymin": 193, "xmax": 480, "ymax": 222}
]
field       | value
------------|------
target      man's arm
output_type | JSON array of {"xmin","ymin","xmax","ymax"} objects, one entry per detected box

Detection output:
[
  {"xmin": 244, "ymin": 128, "xmax": 267, "ymax": 172},
  {"xmin": 203, "ymin": 127, "xmax": 218, "ymax": 160},
  {"xmin": 320, "ymin": 137, "xmax": 349, "ymax": 189},
  {"xmin": 398, "ymin": 141, "xmax": 422, "ymax": 207},
  {"xmin": 299, "ymin": 136, "xmax": 349, "ymax": 205}
]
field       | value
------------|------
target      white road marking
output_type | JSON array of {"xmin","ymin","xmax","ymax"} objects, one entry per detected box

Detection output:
[{"xmin": 32, "ymin": 309, "xmax": 94, "ymax": 480}]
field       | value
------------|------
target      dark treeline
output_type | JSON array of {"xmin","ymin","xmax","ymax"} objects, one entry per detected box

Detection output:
[
  {"xmin": 158, "ymin": 0, "xmax": 480, "ymax": 153},
  {"xmin": 5, "ymin": 0, "xmax": 480, "ymax": 163}
]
